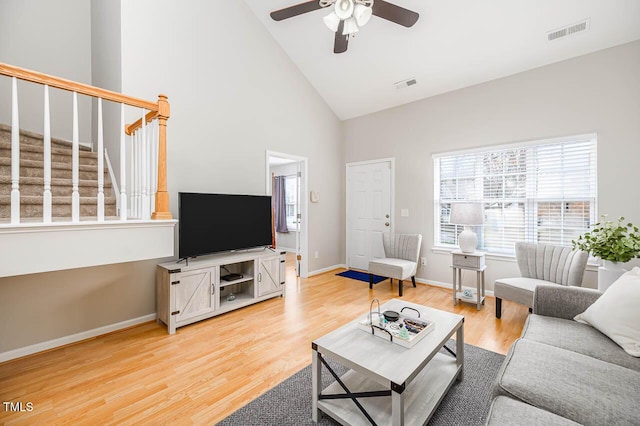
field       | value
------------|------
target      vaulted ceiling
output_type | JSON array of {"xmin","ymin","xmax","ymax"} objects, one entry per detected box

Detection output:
[{"xmin": 243, "ymin": 0, "xmax": 640, "ymax": 120}]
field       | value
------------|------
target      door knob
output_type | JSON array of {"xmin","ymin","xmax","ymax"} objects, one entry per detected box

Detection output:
[
  {"xmin": 386, "ymin": 214, "xmax": 390, "ymax": 218},
  {"xmin": 385, "ymin": 222, "xmax": 390, "ymax": 227}
]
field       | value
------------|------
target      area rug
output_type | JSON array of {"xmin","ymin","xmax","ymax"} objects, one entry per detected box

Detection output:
[
  {"xmin": 336, "ymin": 270, "xmax": 387, "ymax": 284},
  {"xmin": 217, "ymin": 341, "xmax": 505, "ymax": 425}
]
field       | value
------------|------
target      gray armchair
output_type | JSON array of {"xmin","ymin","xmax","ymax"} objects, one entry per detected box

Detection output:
[
  {"xmin": 368, "ymin": 233, "xmax": 422, "ymax": 297},
  {"xmin": 494, "ymin": 242, "xmax": 588, "ymax": 318}
]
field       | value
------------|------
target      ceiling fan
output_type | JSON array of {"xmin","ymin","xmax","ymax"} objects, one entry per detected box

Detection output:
[{"xmin": 270, "ymin": 0, "xmax": 419, "ymax": 54}]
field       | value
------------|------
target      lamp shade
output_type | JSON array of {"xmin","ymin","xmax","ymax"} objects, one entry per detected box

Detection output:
[
  {"xmin": 334, "ymin": 0, "xmax": 354, "ymax": 20},
  {"xmin": 450, "ymin": 203, "xmax": 484, "ymax": 225},
  {"xmin": 342, "ymin": 17, "xmax": 359, "ymax": 35},
  {"xmin": 323, "ymin": 11, "xmax": 340, "ymax": 32},
  {"xmin": 353, "ymin": 4, "xmax": 372, "ymax": 26}
]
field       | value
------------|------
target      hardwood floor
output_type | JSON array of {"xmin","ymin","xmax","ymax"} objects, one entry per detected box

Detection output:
[{"xmin": 0, "ymin": 256, "xmax": 529, "ymax": 425}]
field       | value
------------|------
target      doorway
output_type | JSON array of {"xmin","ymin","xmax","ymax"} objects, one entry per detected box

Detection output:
[
  {"xmin": 266, "ymin": 151, "xmax": 309, "ymax": 278},
  {"xmin": 346, "ymin": 158, "xmax": 394, "ymax": 271}
]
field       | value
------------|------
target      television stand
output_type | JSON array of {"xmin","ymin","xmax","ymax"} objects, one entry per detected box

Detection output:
[{"xmin": 156, "ymin": 250, "xmax": 286, "ymax": 334}]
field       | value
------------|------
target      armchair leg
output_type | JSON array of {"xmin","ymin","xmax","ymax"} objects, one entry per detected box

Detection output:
[
  {"xmin": 399, "ymin": 280, "xmax": 403, "ymax": 297},
  {"xmin": 411, "ymin": 276, "xmax": 416, "ymax": 287},
  {"xmin": 496, "ymin": 297, "xmax": 502, "ymax": 319},
  {"xmin": 369, "ymin": 274, "xmax": 373, "ymax": 290}
]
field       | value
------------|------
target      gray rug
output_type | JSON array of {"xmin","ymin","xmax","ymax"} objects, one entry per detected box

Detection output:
[{"xmin": 217, "ymin": 341, "xmax": 505, "ymax": 425}]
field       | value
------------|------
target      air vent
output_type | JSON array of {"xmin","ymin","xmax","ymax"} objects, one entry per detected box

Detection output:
[
  {"xmin": 547, "ymin": 18, "xmax": 590, "ymax": 41},
  {"xmin": 395, "ymin": 78, "xmax": 417, "ymax": 90}
]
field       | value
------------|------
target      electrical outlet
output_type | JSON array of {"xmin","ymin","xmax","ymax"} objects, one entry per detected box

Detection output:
[
  {"xmin": 314, "ymin": 251, "xmax": 319, "ymax": 259},
  {"xmin": 421, "ymin": 257, "xmax": 427, "ymax": 266}
]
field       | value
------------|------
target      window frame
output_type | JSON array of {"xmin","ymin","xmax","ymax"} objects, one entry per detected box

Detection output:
[
  {"xmin": 284, "ymin": 174, "xmax": 300, "ymax": 232},
  {"xmin": 432, "ymin": 134, "xmax": 598, "ymax": 256}
]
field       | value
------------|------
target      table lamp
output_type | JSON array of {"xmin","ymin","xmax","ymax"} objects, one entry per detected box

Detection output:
[{"xmin": 450, "ymin": 203, "xmax": 484, "ymax": 253}]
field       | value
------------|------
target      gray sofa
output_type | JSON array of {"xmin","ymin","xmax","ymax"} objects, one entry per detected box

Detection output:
[{"xmin": 486, "ymin": 285, "xmax": 640, "ymax": 425}]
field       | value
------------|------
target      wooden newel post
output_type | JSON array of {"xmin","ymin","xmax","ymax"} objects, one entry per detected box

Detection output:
[{"xmin": 152, "ymin": 94, "xmax": 173, "ymax": 219}]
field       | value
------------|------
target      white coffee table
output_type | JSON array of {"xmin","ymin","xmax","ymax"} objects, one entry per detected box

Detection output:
[{"xmin": 312, "ymin": 299, "xmax": 464, "ymax": 426}]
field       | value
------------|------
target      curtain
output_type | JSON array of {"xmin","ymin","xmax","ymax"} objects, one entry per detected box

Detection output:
[{"xmin": 273, "ymin": 175, "xmax": 289, "ymax": 233}]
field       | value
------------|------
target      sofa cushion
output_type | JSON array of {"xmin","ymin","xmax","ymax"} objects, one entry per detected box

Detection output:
[
  {"xmin": 486, "ymin": 396, "xmax": 580, "ymax": 426},
  {"xmin": 494, "ymin": 277, "xmax": 551, "ymax": 307},
  {"xmin": 574, "ymin": 267, "xmax": 640, "ymax": 357},
  {"xmin": 522, "ymin": 314, "xmax": 640, "ymax": 372},
  {"xmin": 494, "ymin": 339, "xmax": 640, "ymax": 425},
  {"xmin": 368, "ymin": 258, "xmax": 415, "ymax": 280}
]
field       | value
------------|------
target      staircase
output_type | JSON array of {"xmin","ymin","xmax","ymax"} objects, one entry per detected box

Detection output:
[{"xmin": 0, "ymin": 123, "xmax": 117, "ymax": 221}]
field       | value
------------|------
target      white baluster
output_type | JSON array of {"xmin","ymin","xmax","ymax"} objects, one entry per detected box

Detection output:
[
  {"xmin": 43, "ymin": 85, "xmax": 52, "ymax": 223},
  {"xmin": 141, "ymin": 109, "xmax": 150, "ymax": 219},
  {"xmin": 97, "ymin": 98, "xmax": 105, "ymax": 221},
  {"xmin": 134, "ymin": 131, "xmax": 140, "ymax": 218},
  {"xmin": 131, "ymin": 131, "xmax": 137, "ymax": 218},
  {"xmin": 150, "ymin": 120, "xmax": 158, "ymax": 216},
  {"xmin": 120, "ymin": 103, "xmax": 127, "ymax": 221},
  {"xmin": 10, "ymin": 77, "xmax": 20, "ymax": 224},
  {"xmin": 71, "ymin": 92, "xmax": 80, "ymax": 222}
]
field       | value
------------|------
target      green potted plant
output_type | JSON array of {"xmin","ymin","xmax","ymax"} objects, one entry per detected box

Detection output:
[{"xmin": 572, "ymin": 215, "xmax": 640, "ymax": 291}]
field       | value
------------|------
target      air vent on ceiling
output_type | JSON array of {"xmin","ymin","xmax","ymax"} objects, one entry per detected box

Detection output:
[
  {"xmin": 547, "ymin": 18, "xmax": 590, "ymax": 41},
  {"xmin": 395, "ymin": 78, "xmax": 417, "ymax": 90}
]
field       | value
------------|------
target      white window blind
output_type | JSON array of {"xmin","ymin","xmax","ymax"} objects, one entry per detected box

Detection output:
[{"xmin": 434, "ymin": 135, "xmax": 597, "ymax": 255}]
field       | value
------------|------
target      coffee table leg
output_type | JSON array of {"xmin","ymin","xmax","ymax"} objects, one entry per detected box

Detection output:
[
  {"xmin": 392, "ymin": 389, "xmax": 405, "ymax": 426},
  {"xmin": 312, "ymin": 345, "xmax": 321, "ymax": 422},
  {"xmin": 456, "ymin": 323, "xmax": 464, "ymax": 381}
]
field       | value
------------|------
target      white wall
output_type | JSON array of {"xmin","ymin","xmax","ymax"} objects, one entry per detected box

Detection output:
[
  {"xmin": 344, "ymin": 40, "xmax": 640, "ymax": 291},
  {"xmin": 0, "ymin": 0, "xmax": 93, "ymax": 143},
  {"xmin": 119, "ymin": 0, "xmax": 344, "ymax": 273},
  {"xmin": 0, "ymin": 0, "xmax": 343, "ymax": 354},
  {"xmin": 91, "ymin": 0, "xmax": 123, "ymax": 179}
]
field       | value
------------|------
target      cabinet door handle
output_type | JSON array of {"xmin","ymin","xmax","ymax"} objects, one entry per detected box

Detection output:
[
  {"xmin": 258, "ymin": 272, "xmax": 262, "ymax": 282},
  {"xmin": 211, "ymin": 283, "xmax": 215, "ymax": 295}
]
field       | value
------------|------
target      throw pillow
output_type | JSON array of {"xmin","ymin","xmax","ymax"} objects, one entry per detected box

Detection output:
[{"xmin": 575, "ymin": 266, "xmax": 640, "ymax": 357}]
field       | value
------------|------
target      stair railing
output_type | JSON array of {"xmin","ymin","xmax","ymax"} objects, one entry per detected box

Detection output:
[{"xmin": 0, "ymin": 62, "xmax": 172, "ymax": 223}]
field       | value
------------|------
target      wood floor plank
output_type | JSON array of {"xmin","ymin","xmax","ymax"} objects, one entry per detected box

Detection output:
[{"xmin": 0, "ymin": 255, "xmax": 528, "ymax": 424}]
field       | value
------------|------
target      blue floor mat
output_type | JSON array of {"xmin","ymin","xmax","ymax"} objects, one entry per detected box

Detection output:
[{"xmin": 336, "ymin": 270, "xmax": 387, "ymax": 284}]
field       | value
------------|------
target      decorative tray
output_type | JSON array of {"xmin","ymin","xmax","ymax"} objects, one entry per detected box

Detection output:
[{"xmin": 356, "ymin": 303, "xmax": 435, "ymax": 348}]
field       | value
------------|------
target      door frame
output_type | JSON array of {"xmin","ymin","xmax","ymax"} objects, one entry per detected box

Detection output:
[
  {"xmin": 265, "ymin": 150, "xmax": 309, "ymax": 278},
  {"xmin": 345, "ymin": 157, "xmax": 395, "ymax": 270}
]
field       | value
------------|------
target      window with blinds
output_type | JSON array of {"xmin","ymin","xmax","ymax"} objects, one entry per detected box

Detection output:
[{"xmin": 433, "ymin": 135, "xmax": 597, "ymax": 255}]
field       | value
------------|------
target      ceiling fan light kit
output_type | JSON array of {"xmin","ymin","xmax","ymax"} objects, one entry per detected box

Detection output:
[
  {"xmin": 354, "ymin": 4, "xmax": 372, "ymax": 26},
  {"xmin": 335, "ymin": 0, "xmax": 355, "ymax": 20},
  {"xmin": 323, "ymin": 11, "xmax": 340, "ymax": 32},
  {"xmin": 271, "ymin": 0, "xmax": 419, "ymax": 54},
  {"xmin": 343, "ymin": 16, "xmax": 359, "ymax": 35}
]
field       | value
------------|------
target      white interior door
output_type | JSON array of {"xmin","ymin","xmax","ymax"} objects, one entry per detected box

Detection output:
[{"xmin": 346, "ymin": 159, "xmax": 393, "ymax": 271}]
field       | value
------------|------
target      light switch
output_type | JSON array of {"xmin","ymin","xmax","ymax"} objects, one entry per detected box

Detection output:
[{"xmin": 401, "ymin": 209, "xmax": 409, "ymax": 217}]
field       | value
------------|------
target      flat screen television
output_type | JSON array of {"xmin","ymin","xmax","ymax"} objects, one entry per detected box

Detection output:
[{"xmin": 178, "ymin": 192, "xmax": 272, "ymax": 259}]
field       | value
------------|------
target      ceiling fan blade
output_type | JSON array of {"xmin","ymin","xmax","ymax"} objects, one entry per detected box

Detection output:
[
  {"xmin": 334, "ymin": 20, "xmax": 349, "ymax": 54},
  {"xmin": 270, "ymin": 1, "xmax": 324, "ymax": 21},
  {"xmin": 372, "ymin": 0, "xmax": 419, "ymax": 27}
]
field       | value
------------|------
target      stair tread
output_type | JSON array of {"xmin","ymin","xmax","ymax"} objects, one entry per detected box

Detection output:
[
  {"xmin": 0, "ymin": 124, "xmax": 92, "ymax": 151},
  {"xmin": 0, "ymin": 141, "xmax": 98, "ymax": 157},
  {"xmin": 0, "ymin": 195, "xmax": 116, "ymax": 205},
  {"xmin": 0, "ymin": 175, "xmax": 112, "ymax": 187},
  {"xmin": 0, "ymin": 158, "xmax": 104, "ymax": 171}
]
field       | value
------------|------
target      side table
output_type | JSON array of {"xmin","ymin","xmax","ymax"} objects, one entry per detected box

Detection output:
[{"xmin": 451, "ymin": 251, "xmax": 486, "ymax": 310}]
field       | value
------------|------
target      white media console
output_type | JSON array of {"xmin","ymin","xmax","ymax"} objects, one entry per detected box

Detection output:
[{"xmin": 157, "ymin": 249, "xmax": 286, "ymax": 334}]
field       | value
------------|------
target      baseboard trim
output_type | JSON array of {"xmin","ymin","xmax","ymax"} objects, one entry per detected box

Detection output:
[
  {"xmin": 416, "ymin": 277, "xmax": 495, "ymax": 297},
  {"xmin": 0, "ymin": 313, "xmax": 156, "ymax": 364},
  {"xmin": 309, "ymin": 264, "xmax": 347, "ymax": 277}
]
